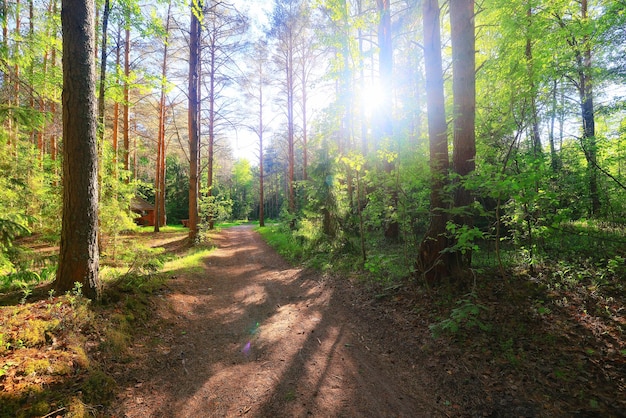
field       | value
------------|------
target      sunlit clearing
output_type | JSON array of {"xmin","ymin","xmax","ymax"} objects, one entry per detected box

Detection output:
[{"xmin": 162, "ymin": 248, "xmax": 214, "ymax": 273}]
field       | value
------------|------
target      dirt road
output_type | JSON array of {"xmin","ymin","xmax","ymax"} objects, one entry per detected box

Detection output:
[{"xmin": 107, "ymin": 225, "xmax": 441, "ymax": 417}]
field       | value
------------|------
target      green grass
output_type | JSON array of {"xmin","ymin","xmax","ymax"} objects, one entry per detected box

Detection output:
[
  {"xmin": 216, "ymin": 220, "xmax": 257, "ymax": 228},
  {"xmin": 134, "ymin": 224, "xmax": 188, "ymax": 233},
  {"xmin": 162, "ymin": 247, "xmax": 215, "ymax": 274},
  {"xmin": 256, "ymin": 224, "xmax": 303, "ymax": 262}
]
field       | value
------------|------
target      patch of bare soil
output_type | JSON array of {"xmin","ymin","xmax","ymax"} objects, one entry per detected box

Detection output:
[{"xmin": 104, "ymin": 226, "xmax": 441, "ymax": 417}]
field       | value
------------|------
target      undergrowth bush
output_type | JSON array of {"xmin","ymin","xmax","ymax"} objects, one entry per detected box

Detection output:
[{"xmin": 430, "ymin": 292, "xmax": 491, "ymax": 338}]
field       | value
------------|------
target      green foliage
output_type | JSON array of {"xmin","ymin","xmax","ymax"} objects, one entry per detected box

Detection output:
[
  {"xmin": 363, "ymin": 253, "xmax": 405, "ymax": 283},
  {"xmin": 256, "ymin": 223, "xmax": 303, "ymax": 262},
  {"xmin": 199, "ymin": 193, "xmax": 233, "ymax": 228},
  {"xmin": 443, "ymin": 222, "xmax": 485, "ymax": 255},
  {"xmin": 119, "ymin": 245, "xmax": 165, "ymax": 282},
  {"xmin": 99, "ymin": 142, "xmax": 139, "ymax": 246},
  {"xmin": 231, "ymin": 159, "xmax": 254, "ymax": 220},
  {"xmin": 165, "ymin": 155, "xmax": 190, "ymax": 224},
  {"xmin": 430, "ymin": 293, "xmax": 491, "ymax": 338},
  {"xmin": 0, "ymin": 218, "xmax": 30, "ymax": 269}
]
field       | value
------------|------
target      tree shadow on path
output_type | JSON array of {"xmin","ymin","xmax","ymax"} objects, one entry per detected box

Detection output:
[{"xmin": 107, "ymin": 225, "xmax": 440, "ymax": 417}]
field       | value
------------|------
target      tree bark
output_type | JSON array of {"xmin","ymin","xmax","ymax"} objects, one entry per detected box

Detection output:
[
  {"xmin": 56, "ymin": 0, "xmax": 100, "ymax": 300},
  {"xmin": 188, "ymin": 0, "xmax": 202, "ymax": 241},
  {"xmin": 417, "ymin": 0, "xmax": 450, "ymax": 283},
  {"xmin": 450, "ymin": 0, "xmax": 476, "ymax": 271}
]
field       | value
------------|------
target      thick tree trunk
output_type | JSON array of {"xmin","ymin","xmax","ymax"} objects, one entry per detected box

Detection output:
[
  {"xmin": 188, "ymin": 1, "xmax": 201, "ymax": 241},
  {"xmin": 417, "ymin": 0, "xmax": 450, "ymax": 283},
  {"xmin": 450, "ymin": 0, "xmax": 476, "ymax": 272},
  {"xmin": 56, "ymin": 0, "xmax": 100, "ymax": 300}
]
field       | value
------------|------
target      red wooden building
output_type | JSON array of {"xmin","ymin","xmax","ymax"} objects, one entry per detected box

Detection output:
[{"xmin": 130, "ymin": 197, "xmax": 155, "ymax": 226}]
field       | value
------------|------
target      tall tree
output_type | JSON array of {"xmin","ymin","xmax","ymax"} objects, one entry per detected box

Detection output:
[
  {"xmin": 417, "ymin": 0, "xmax": 450, "ymax": 283},
  {"xmin": 96, "ymin": 0, "xmax": 110, "ymax": 143},
  {"xmin": 577, "ymin": 0, "xmax": 599, "ymax": 215},
  {"xmin": 55, "ymin": 0, "xmax": 100, "ymax": 299},
  {"xmin": 123, "ymin": 19, "xmax": 130, "ymax": 182},
  {"xmin": 270, "ymin": 0, "xmax": 301, "ymax": 216},
  {"xmin": 243, "ymin": 41, "xmax": 272, "ymax": 227},
  {"xmin": 200, "ymin": 1, "xmax": 247, "ymax": 230},
  {"xmin": 154, "ymin": 1, "xmax": 172, "ymax": 232},
  {"xmin": 188, "ymin": 0, "xmax": 202, "ymax": 241},
  {"xmin": 551, "ymin": 0, "xmax": 601, "ymax": 214},
  {"xmin": 111, "ymin": 27, "xmax": 122, "ymax": 172},
  {"xmin": 450, "ymin": 0, "xmax": 476, "ymax": 270}
]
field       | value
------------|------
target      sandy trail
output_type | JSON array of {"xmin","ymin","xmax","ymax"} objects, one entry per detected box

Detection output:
[{"xmin": 108, "ymin": 225, "xmax": 438, "ymax": 417}]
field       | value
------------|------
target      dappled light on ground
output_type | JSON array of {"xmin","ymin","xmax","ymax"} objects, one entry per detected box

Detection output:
[{"xmin": 106, "ymin": 225, "xmax": 426, "ymax": 417}]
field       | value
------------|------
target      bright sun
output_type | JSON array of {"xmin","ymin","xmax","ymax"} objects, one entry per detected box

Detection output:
[{"xmin": 360, "ymin": 82, "xmax": 385, "ymax": 116}]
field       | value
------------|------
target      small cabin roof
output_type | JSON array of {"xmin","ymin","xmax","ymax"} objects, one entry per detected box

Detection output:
[{"xmin": 130, "ymin": 197, "xmax": 154, "ymax": 212}]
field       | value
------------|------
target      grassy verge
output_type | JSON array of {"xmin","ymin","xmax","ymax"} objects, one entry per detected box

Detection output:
[
  {"xmin": 0, "ymin": 228, "xmax": 213, "ymax": 417},
  {"xmin": 255, "ymin": 223, "xmax": 303, "ymax": 263}
]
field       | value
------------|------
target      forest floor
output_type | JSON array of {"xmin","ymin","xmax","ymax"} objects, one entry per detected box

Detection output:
[{"xmin": 1, "ymin": 224, "xmax": 625, "ymax": 417}]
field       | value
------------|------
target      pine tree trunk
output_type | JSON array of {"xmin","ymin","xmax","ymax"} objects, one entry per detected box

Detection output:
[
  {"xmin": 56, "ymin": 0, "xmax": 100, "ymax": 300},
  {"xmin": 188, "ymin": 0, "xmax": 201, "ymax": 241}
]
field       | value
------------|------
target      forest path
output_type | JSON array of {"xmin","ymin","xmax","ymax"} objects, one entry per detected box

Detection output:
[{"xmin": 107, "ymin": 225, "xmax": 441, "ymax": 417}]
